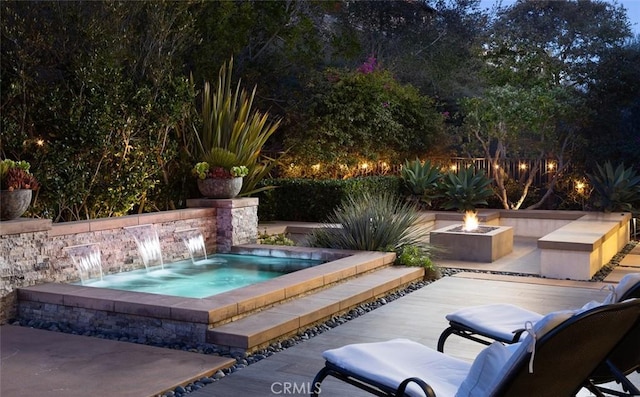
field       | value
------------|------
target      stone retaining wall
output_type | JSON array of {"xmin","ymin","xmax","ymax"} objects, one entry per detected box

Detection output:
[{"xmin": 0, "ymin": 198, "xmax": 258, "ymax": 324}]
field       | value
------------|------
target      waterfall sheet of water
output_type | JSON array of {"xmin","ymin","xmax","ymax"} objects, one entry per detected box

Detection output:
[
  {"xmin": 124, "ymin": 224, "xmax": 164, "ymax": 270},
  {"xmin": 65, "ymin": 243, "xmax": 103, "ymax": 285},
  {"xmin": 176, "ymin": 228, "xmax": 208, "ymax": 263}
]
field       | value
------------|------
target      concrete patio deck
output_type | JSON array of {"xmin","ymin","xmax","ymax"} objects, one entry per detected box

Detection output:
[{"xmin": 1, "ymin": 239, "xmax": 638, "ymax": 396}]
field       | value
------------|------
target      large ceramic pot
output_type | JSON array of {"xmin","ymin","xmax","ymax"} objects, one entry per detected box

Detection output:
[
  {"xmin": 197, "ymin": 177, "xmax": 243, "ymax": 199},
  {"xmin": 0, "ymin": 189, "xmax": 32, "ymax": 220}
]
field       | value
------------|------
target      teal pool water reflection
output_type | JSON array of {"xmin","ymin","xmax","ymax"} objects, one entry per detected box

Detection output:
[{"xmin": 76, "ymin": 254, "xmax": 323, "ymax": 298}]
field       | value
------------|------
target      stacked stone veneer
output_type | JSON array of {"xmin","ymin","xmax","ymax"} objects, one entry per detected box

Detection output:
[
  {"xmin": 17, "ymin": 303, "xmax": 211, "ymax": 346},
  {"xmin": 0, "ymin": 198, "xmax": 258, "ymax": 324}
]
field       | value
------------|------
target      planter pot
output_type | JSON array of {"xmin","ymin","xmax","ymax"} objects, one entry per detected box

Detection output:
[
  {"xmin": 0, "ymin": 189, "xmax": 33, "ymax": 220},
  {"xmin": 197, "ymin": 177, "xmax": 243, "ymax": 199}
]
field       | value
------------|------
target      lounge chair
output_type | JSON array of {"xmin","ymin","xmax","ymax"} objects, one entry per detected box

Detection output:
[
  {"xmin": 436, "ymin": 273, "xmax": 640, "ymax": 352},
  {"xmin": 310, "ymin": 298, "xmax": 640, "ymax": 397},
  {"xmin": 436, "ymin": 273, "xmax": 640, "ymax": 395}
]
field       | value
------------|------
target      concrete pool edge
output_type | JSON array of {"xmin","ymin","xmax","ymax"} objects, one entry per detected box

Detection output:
[{"xmin": 16, "ymin": 246, "xmax": 400, "ymax": 349}]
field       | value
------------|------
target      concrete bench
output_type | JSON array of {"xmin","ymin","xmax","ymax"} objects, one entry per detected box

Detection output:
[{"xmin": 537, "ymin": 212, "xmax": 631, "ymax": 280}]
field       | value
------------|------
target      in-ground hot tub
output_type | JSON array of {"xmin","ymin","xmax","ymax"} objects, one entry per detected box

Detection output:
[
  {"xmin": 74, "ymin": 253, "xmax": 323, "ymax": 299},
  {"xmin": 17, "ymin": 246, "xmax": 397, "ymax": 352}
]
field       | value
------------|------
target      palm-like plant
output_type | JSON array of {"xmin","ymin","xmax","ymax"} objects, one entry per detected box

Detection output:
[
  {"xmin": 307, "ymin": 192, "xmax": 430, "ymax": 252},
  {"xmin": 439, "ymin": 167, "xmax": 493, "ymax": 212},
  {"xmin": 586, "ymin": 162, "xmax": 640, "ymax": 212},
  {"xmin": 193, "ymin": 58, "xmax": 281, "ymax": 195}
]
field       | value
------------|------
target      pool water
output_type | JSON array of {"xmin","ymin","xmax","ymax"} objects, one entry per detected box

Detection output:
[{"xmin": 77, "ymin": 254, "xmax": 323, "ymax": 298}]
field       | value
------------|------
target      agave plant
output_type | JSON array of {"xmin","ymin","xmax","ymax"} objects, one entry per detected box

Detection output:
[
  {"xmin": 438, "ymin": 167, "xmax": 493, "ymax": 212},
  {"xmin": 192, "ymin": 58, "xmax": 281, "ymax": 195},
  {"xmin": 401, "ymin": 158, "xmax": 441, "ymax": 207},
  {"xmin": 307, "ymin": 192, "xmax": 430, "ymax": 252},
  {"xmin": 586, "ymin": 162, "xmax": 640, "ymax": 212}
]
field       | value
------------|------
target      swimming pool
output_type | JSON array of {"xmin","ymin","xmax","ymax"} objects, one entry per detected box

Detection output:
[{"xmin": 76, "ymin": 254, "xmax": 323, "ymax": 299}]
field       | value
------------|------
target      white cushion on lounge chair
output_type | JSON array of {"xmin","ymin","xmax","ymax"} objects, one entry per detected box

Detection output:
[
  {"xmin": 323, "ymin": 338, "xmax": 471, "ymax": 397},
  {"xmin": 455, "ymin": 342, "xmax": 520, "ymax": 397},
  {"xmin": 613, "ymin": 273, "xmax": 640, "ymax": 301},
  {"xmin": 498, "ymin": 309, "xmax": 577, "ymax": 380},
  {"xmin": 446, "ymin": 304, "xmax": 544, "ymax": 342}
]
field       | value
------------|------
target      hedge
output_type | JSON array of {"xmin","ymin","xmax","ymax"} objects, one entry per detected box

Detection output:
[{"xmin": 256, "ymin": 176, "xmax": 402, "ymax": 222}]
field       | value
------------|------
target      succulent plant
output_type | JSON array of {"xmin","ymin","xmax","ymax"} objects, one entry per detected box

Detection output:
[
  {"xmin": 401, "ymin": 158, "xmax": 442, "ymax": 208},
  {"xmin": 438, "ymin": 167, "xmax": 493, "ymax": 212},
  {"xmin": 586, "ymin": 162, "xmax": 640, "ymax": 212},
  {"xmin": 0, "ymin": 160, "xmax": 39, "ymax": 191}
]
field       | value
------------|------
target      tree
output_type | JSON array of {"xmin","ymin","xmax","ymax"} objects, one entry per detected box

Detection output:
[
  {"xmin": 325, "ymin": 0, "xmax": 488, "ymax": 100},
  {"xmin": 1, "ymin": 1, "xmax": 196, "ymax": 221},
  {"xmin": 578, "ymin": 38, "xmax": 640, "ymax": 170},
  {"xmin": 457, "ymin": 0, "xmax": 632, "ymax": 209},
  {"xmin": 483, "ymin": 0, "xmax": 632, "ymax": 88},
  {"xmin": 459, "ymin": 85, "xmax": 574, "ymax": 209},
  {"xmin": 282, "ymin": 64, "xmax": 445, "ymax": 178}
]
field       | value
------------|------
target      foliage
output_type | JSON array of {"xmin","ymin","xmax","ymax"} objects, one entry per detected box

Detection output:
[
  {"xmin": 577, "ymin": 39, "xmax": 640, "ymax": 169},
  {"xmin": 485, "ymin": 177, "xmax": 541, "ymax": 210},
  {"xmin": 459, "ymin": 85, "xmax": 574, "ymax": 209},
  {"xmin": 190, "ymin": 58, "xmax": 281, "ymax": 196},
  {"xmin": 307, "ymin": 192, "xmax": 429, "ymax": 253},
  {"xmin": 257, "ymin": 231, "xmax": 295, "ymax": 246},
  {"xmin": 0, "ymin": 159, "xmax": 39, "ymax": 191},
  {"xmin": 326, "ymin": 0, "xmax": 488, "ymax": 99},
  {"xmin": 1, "ymin": 1, "xmax": 196, "ymax": 221},
  {"xmin": 1, "ymin": 0, "xmax": 636, "ymax": 221},
  {"xmin": 282, "ymin": 67, "xmax": 445, "ymax": 173},
  {"xmin": 552, "ymin": 171, "xmax": 591, "ymax": 211},
  {"xmin": 0, "ymin": 159, "xmax": 29, "ymax": 180},
  {"xmin": 257, "ymin": 176, "xmax": 402, "ymax": 222},
  {"xmin": 483, "ymin": 0, "xmax": 632, "ymax": 89},
  {"xmin": 200, "ymin": 148, "xmax": 240, "ymax": 171},
  {"xmin": 192, "ymin": 161, "xmax": 248, "ymax": 180},
  {"xmin": 438, "ymin": 167, "xmax": 493, "ymax": 212},
  {"xmin": 401, "ymin": 158, "xmax": 442, "ymax": 207},
  {"xmin": 395, "ymin": 244, "xmax": 434, "ymax": 270},
  {"xmin": 469, "ymin": 0, "xmax": 632, "ymax": 210},
  {"xmin": 586, "ymin": 162, "xmax": 640, "ymax": 213}
]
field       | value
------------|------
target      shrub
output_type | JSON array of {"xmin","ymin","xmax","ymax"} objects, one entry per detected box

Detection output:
[
  {"xmin": 307, "ymin": 191, "xmax": 430, "ymax": 252},
  {"xmin": 256, "ymin": 176, "xmax": 402, "ymax": 222},
  {"xmin": 282, "ymin": 67, "xmax": 445, "ymax": 174},
  {"xmin": 396, "ymin": 244, "xmax": 440, "ymax": 281},
  {"xmin": 1, "ymin": 2, "xmax": 196, "ymax": 221},
  {"xmin": 257, "ymin": 231, "xmax": 295, "ymax": 246}
]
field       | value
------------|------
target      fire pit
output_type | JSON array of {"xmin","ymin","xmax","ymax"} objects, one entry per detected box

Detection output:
[{"xmin": 429, "ymin": 211, "xmax": 514, "ymax": 262}]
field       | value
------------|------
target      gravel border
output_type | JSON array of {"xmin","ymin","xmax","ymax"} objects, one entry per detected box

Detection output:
[{"xmin": 13, "ymin": 239, "xmax": 638, "ymax": 397}]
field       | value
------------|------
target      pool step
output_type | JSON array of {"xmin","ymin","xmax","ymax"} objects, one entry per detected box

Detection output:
[{"xmin": 206, "ymin": 265, "xmax": 424, "ymax": 352}]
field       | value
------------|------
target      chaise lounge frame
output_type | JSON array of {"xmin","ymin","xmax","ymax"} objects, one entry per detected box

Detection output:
[
  {"xmin": 436, "ymin": 278, "xmax": 640, "ymax": 396},
  {"xmin": 311, "ymin": 299, "xmax": 640, "ymax": 397}
]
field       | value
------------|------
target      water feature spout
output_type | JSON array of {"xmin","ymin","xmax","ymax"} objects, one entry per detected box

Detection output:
[
  {"xmin": 176, "ymin": 228, "xmax": 207, "ymax": 263},
  {"xmin": 124, "ymin": 224, "xmax": 164, "ymax": 270},
  {"xmin": 64, "ymin": 243, "xmax": 103, "ymax": 285}
]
